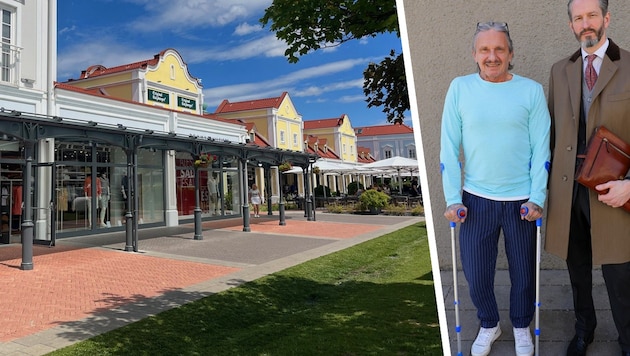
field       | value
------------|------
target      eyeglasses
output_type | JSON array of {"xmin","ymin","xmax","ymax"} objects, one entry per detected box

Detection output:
[{"xmin": 476, "ymin": 21, "xmax": 509, "ymax": 33}]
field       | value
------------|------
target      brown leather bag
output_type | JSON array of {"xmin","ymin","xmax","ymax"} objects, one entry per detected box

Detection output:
[{"xmin": 575, "ymin": 126, "xmax": 630, "ymax": 212}]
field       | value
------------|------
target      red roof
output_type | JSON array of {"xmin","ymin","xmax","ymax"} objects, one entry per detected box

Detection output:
[
  {"xmin": 55, "ymin": 81, "xmax": 238, "ymax": 127},
  {"xmin": 355, "ymin": 123, "xmax": 413, "ymax": 136},
  {"xmin": 303, "ymin": 134, "xmax": 339, "ymax": 159},
  {"xmin": 65, "ymin": 48, "xmax": 201, "ymax": 86},
  {"xmin": 214, "ymin": 92, "xmax": 288, "ymax": 114},
  {"xmin": 303, "ymin": 115, "xmax": 346, "ymax": 130},
  {"xmin": 240, "ymin": 121, "xmax": 272, "ymax": 147},
  {"xmin": 357, "ymin": 146, "xmax": 376, "ymax": 163}
]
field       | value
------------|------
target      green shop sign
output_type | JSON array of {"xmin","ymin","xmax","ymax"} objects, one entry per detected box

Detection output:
[
  {"xmin": 148, "ymin": 89, "xmax": 169, "ymax": 104},
  {"xmin": 177, "ymin": 96, "xmax": 197, "ymax": 110}
]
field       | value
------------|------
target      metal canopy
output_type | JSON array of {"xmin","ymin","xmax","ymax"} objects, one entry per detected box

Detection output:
[{"xmin": 0, "ymin": 109, "xmax": 317, "ymax": 165}]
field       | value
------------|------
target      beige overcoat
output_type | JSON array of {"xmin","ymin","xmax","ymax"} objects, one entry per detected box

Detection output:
[{"xmin": 546, "ymin": 39, "xmax": 630, "ymax": 265}]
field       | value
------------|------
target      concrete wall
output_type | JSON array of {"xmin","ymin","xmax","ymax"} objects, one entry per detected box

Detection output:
[{"xmin": 398, "ymin": 0, "xmax": 630, "ymax": 269}]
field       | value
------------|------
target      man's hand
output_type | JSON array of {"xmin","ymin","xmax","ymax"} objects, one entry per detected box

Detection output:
[
  {"xmin": 595, "ymin": 179, "xmax": 630, "ymax": 208},
  {"xmin": 520, "ymin": 201, "xmax": 543, "ymax": 221},
  {"xmin": 444, "ymin": 204, "xmax": 467, "ymax": 223}
]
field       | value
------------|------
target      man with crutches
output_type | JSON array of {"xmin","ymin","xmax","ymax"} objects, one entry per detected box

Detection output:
[{"xmin": 440, "ymin": 21, "xmax": 551, "ymax": 356}]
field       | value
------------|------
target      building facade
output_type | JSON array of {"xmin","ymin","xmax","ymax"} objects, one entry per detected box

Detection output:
[
  {"xmin": 0, "ymin": 1, "xmax": 315, "ymax": 248},
  {"xmin": 354, "ymin": 123, "xmax": 415, "ymax": 161}
]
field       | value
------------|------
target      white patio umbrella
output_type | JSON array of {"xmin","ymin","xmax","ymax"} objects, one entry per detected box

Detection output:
[{"xmin": 362, "ymin": 156, "xmax": 420, "ymax": 194}]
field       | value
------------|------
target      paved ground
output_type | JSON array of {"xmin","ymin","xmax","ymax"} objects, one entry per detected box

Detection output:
[
  {"xmin": 0, "ymin": 210, "xmax": 620, "ymax": 355},
  {"xmin": 441, "ymin": 263, "xmax": 619, "ymax": 355},
  {"xmin": 0, "ymin": 211, "xmax": 421, "ymax": 355}
]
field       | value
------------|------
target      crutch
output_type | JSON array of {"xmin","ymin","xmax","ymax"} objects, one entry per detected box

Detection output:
[
  {"xmin": 521, "ymin": 206, "xmax": 542, "ymax": 356},
  {"xmin": 450, "ymin": 208, "xmax": 466, "ymax": 356}
]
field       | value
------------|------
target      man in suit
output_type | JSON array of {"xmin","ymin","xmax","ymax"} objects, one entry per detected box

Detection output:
[{"xmin": 546, "ymin": 1, "xmax": 630, "ymax": 355}]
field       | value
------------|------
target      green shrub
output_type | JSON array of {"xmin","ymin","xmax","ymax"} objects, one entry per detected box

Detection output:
[
  {"xmin": 385, "ymin": 204, "xmax": 408, "ymax": 216},
  {"xmin": 359, "ymin": 189, "xmax": 390, "ymax": 211},
  {"xmin": 347, "ymin": 181, "xmax": 364, "ymax": 196},
  {"xmin": 410, "ymin": 205, "xmax": 424, "ymax": 216},
  {"xmin": 314, "ymin": 185, "xmax": 332, "ymax": 197},
  {"xmin": 325, "ymin": 204, "xmax": 346, "ymax": 214}
]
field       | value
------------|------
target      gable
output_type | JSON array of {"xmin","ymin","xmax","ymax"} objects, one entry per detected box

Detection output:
[
  {"xmin": 276, "ymin": 94, "xmax": 300, "ymax": 120},
  {"xmin": 145, "ymin": 50, "xmax": 201, "ymax": 93}
]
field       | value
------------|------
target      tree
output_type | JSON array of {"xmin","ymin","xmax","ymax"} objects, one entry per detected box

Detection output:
[{"xmin": 260, "ymin": 0, "xmax": 409, "ymax": 124}]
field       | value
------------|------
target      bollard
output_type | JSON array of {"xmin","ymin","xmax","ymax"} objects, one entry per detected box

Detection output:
[
  {"xmin": 306, "ymin": 195, "xmax": 313, "ymax": 221},
  {"xmin": 279, "ymin": 199, "xmax": 286, "ymax": 226},
  {"xmin": 124, "ymin": 210, "xmax": 133, "ymax": 251},
  {"xmin": 310, "ymin": 195, "xmax": 316, "ymax": 221}
]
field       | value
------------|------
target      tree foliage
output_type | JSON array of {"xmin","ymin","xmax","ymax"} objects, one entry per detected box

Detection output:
[{"xmin": 260, "ymin": 0, "xmax": 409, "ymax": 123}]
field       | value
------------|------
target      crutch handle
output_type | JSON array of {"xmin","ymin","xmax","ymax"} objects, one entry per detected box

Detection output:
[
  {"xmin": 520, "ymin": 206, "xmax": 529, "ymax": 216},
  {"xmin": 450, "ymin": 208, "xmax": 466, "ymax": 227}
]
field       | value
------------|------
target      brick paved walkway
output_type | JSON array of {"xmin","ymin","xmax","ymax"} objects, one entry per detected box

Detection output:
[
  {"xmin": 0, "ymin": 245, "xmax": 239, "ymax": 342},
  {"xmin": 0, "ymin": 212, "xmax": 415, "ymax": 355}
]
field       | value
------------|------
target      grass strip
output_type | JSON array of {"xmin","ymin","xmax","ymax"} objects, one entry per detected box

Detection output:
[{"xmin": 49, "ymin": 222, "xmax": 441, "ymax": 356}]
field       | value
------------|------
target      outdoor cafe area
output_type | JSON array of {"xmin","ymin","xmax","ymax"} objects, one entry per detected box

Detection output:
[{"xmin": 282, "ymin": 156, "xmax": 423, "ymax": 212}]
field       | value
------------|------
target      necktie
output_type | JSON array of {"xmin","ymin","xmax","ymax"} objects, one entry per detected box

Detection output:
[{"xmin": 585, "ymin": 54, "xmax": 598, "ymax": 90}]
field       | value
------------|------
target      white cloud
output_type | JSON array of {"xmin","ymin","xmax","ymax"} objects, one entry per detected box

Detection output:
[
  {"xmin": 184, "ymin": 34, "xmax": 287, "ymax": 62},
  {"xmin": 337, "ymin": 94, "xmax": 366, "ymax": 103},
  {"xmin": 293, "ymin": 79, "xmax": 363, "ymax": 97},
  {"xmin": 305, "ymin": 98, "xmax": 328, "ymax": 104},
  {"xmin": 203, "ymin": 60, "xmax": 368, "ymax": 106},
  {"xmin": 128, "ymin": 0, "xmax": 272, "ymax": 32},
  {"xmin": 57, "ymin": 33, "xmax": 285, "ymax": 80},
  {"xmin": 234, "ymin": 22, "xmax": 263, "ymax": 36},
  {"xmin": 58, "ymin": 25, "xmax": 76, "ymax": 36},
  {"xmin": 57, "ymin": 39, "xmax": 155, "ymax": 81}
]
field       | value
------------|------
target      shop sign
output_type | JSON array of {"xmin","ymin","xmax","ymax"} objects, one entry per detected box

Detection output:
[
  {"xmin": 148, "ymin": 89, "xmax": 170, "ymax": 104},
  {"xmin": 177, "ymin": 96, "xmax": 196, "ymax": 110}
]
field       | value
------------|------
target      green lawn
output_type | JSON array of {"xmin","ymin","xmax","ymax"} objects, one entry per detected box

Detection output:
[{"xmin": 48, "ymin": 222, "xmax": 441, "ymax": 356}]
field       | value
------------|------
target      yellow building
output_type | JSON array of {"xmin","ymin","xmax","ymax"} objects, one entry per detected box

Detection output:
[
  {"xmin": 303, "ymin": 114, "xmax": 357, "ymax": 163},
  {"xmin": 63, "ymin": 48, "xmax": 203, "ymax": 115},
  {"xmin": 214, "ymin": 92, "xmax": 303, "ymax": 151}
]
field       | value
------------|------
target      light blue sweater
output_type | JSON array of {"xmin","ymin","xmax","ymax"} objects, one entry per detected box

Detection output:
[{"xmin": 440, "ymin": 73, "xmax": 551, "ymax": 207}]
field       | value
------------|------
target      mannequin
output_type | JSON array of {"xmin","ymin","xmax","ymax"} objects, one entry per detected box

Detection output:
[
  {"xmin": 99, "ymin": 173, "xmax": 110, "ymax": 227},
  {"xmin": 120, "ymin": 174, "xmax": 129, "ymax": 225},
  {"xmin": 207, "ymin": 173, "xmax": 219, "ymax": 215},
  {"xmin": 11, "ymin": 184, "xmax": 22, "ymax": 231},
  {"xmin": 83, "ymin": 173, "xmax": 102, "ymax": 227}
]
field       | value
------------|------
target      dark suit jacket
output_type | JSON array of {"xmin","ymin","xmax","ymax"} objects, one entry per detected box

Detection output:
[{"xmin": 546, "ymin": 39, "xmax": 630, "ymax": 265}]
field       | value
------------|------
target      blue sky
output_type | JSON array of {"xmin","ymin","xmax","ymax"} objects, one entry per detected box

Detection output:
[{"xmin": 56, "ymin": 0, "xmax": 404, "ymax": 127}]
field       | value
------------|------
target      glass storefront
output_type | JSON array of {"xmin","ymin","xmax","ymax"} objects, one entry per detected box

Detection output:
[
  {"xmin": 54, "ymin": 141, "xmax": 165, "ymax": 233},
  {"xmin": 0, "ymin": 116, "xmax": 310, "ymax": 244},
  {"xmin": 175, "ymin": 153, "xmax": 242, "ymax": 217},
  {"xmin": 0, "ymin": 138, "xmax": 23, "ymax": 243}
]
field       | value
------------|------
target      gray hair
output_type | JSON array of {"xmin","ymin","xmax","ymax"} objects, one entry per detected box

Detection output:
[
  {"xmin": 472, "ymin": 21, "xmax": 514, "ymax": 70},
  {"xmin": 567, "ymin": 0, "xmax": 609, "ymax": 19}
]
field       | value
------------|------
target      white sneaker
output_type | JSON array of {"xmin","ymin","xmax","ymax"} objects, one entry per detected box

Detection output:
[
  {"xmin": 513, "ymin": 327, "xmax": 534, "ymax": 356},
  {"xmin": 471, "ymin": 322, "xmax": 501, "ymax": 356}
]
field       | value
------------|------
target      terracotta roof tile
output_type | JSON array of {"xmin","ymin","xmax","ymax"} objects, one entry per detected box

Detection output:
[
  {"xmin": 357, "ymin": 146, "xmax": 376, "ymax": 163},
  {"xmin": 303, "ymin": 115, "xmax": 345, "ymax": 129},
  {"xmin": 214, "ymin": 92, "xmax": 288, "ymax": 113},
  {"xmin": 355, "ymin": 123, "xmax": 413, "ymax": 136},
  {"xmin": 65, "ymin": 49, "xmax": 201, "ymax": 86},
  {"xmin": 302, "ymin": 134, "xmax": 339, "ymax": 159}
]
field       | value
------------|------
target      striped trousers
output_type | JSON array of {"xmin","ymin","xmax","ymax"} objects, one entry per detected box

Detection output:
[{"xmin": 460, "ymin": 191, "xmax": 536, "ymax": 329}]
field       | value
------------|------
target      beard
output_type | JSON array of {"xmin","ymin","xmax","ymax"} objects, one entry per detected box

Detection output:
[{"xmin": 576, "ymin": 26, "xmax": 603, "ymax": 48}]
